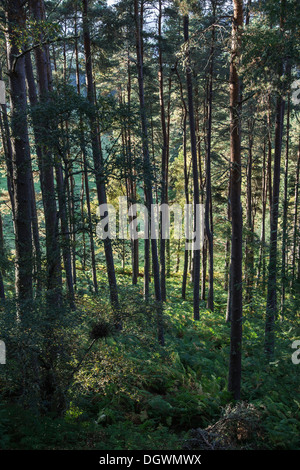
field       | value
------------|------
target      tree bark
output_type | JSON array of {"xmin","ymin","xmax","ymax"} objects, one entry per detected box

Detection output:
[
  {"xmin": 29, "ymin": 0, "xmax": 62, "ymax": 308},
  {"xmin": 0, "ymin": 213, "xmax": 5, "ymax": 300},
  {"xmin": 205, "ymin": 6, "xmax": 216, "ymax": 311},
  {"xmin": 265, "ymin": 0, "xmax": 286, "ymax": 357},
  {"xmin": 184, "ymin": 15, "xmax": 201, "ymax": 321},
  {"xmin": 158, "ymin": 0, "xmax": 168, "ymax": 302},
  {"xmin": 126, "ymin": 47, "xmax": 139, "ymax": 285},
  {"xmin": 134, "ymin": 0, "xmax": 164, "ymax": 345},
  {"xmin": 256, "ymin": 136, "xmax": 267, "ymax": 288},
  {"xmin": 82, "ymin": 0, "xmax": 119, "ymax": 321},
  {"xmin": 291, "ymin": 138, "xmax": 300, "ymax": 284},
  {"xmin": 228, "ymin": 0, "xmax": 243, "ymax": 400},
  {"xmin": 265, "ymin": 94, "xmax": 285, "ymax": 357},
  {"xmin": 280, "ymin": 94, "xmax": 290, "ymax": 316},
  {"xmin": 74, "ymin": 16, "xmax": 98, "ymax": 293},
  {"xmin": 6, "ymin": 0, "xmax": 33, "ymax": 312},
  {"xmin": 245, "ymin": 117, "xmax": 254, "ymax": 303}
]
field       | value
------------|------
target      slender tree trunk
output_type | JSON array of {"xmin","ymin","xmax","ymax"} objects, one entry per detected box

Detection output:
[
  {"xmin": 175, "ymin": 239, "xmax": 181, "ymax": 273},
  {"xmin": 244, "ymin": 2, "xmax": 253, "ymax": 307},
  {"xmin": 83, "ymin": 0, "xmax": 119, "ymax": 323},
  {"xmin": 29, "ymin": 0, "xmax": 62, "ymax": 308},
  {"xmin": 134, "ymin": 0, "xmax": 164, "ymax": 345},
  {"xmin": 245, "ymin": 117, "xmax": 254, "ymax": 303},
  {"xmin": 67, "ymin": 131, "xmax": 77, "ymax": 292},
  {"xmin": 6, "ymin": 0, "xmax": 33, "ymax": 312},
  {"xmin": 174, "ymin": 66, "xmax": 190, "ymax": 300},
  {"xmin": 83, "ymin": 154, "xmax": 98, "ymax": 293},
  {"xmin": 0, "ymin": 65, "xmax": 15, "ymax": 227},
  {"xmin": 126, "ymin": 48, "xmax": 139, "ymax": 285},
  {"xmin": 158, "ymin": 0, "xmax": 168, "ymax": 302},
  {"xmin": 265, "ymin": 0, "xmax": 286, "ymax": 356},
  {"xmin": 265, "ymin": 93, "xmax": 285, "ymax": 356},
  {"xmin": 23, "ymin": 53, "xmax": 44, "ymax": 296},
  {"xmin": 267, "ymin": 93, "xmax": 273, "ymax": 211},
  {"xmin": 256, "ymin": 136, "xmax": 267, "ymax": 288},
  {"xmin": 224, "ymin": 176, "xmax": 231, "ymax": 293},
  {"xmin": 201, "ymin": 96, "xmax": 207, "ymax": 301},
  {"xmin": 55, "ymin": 162, "xmax": 76, "ymax": 310},
  {"xmin": 28, "ymin": 0, "xmax": 66, "ymax": 412},
  {"xmin": 80, "ymin": 172, "xmax": 87, "ymax": 270},
  {"xmin": 205, "ymin": 8, "xmax": 216, "ymax": 311},
  {"xmin": 201, "ymin": 238, "xmax": 207, "ymax": 301},
  {"xmin": 226, "ymin": 177, "xmax": 232, "ymax": 322},
  {"xmin": 182, "ymin": 106, "xmax": 189, "ymax": 300},
  {"xmin": 30, "ymin": 174, "xmax": 42, "ymax": 295},
  {"xmin": 280, "ymin": 94, "xmax": 290, "ymax": 316},
  {"xmin": 184, "ymin": 15, "xmax": 201, "ymax": 321},
  {"xmin": 291, "ymin": 138, "xmax": 300, "ymax": 284},
  {"xmin": 0, "ymin": 213, "xmax": 5, "ymax": 300},
  {"xmin": 166, "ymin": 73, "xmax": 172, "ymax": 278},
  {"xmin": 60, "ymin": 23, "xmax": 77, "ymax": 299},
  {"xmin": 228, "ymin": 0, "xmax": 243, "ymax": 400},
  {"xmin": 224, "ymin": 236, "xmax": 230, "ymax": 290},
  {"xmin": 74, "ymin": 18, "xmax": 98, "ymax": 293}
]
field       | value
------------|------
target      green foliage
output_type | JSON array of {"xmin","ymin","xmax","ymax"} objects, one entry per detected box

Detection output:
[
  {"xmin": 10, "ymin": 18, "xmax": 60, "ymax": 54},
  {"xmin": 0, "ymin": 271, "xmax": 299, "ymax": 450},
  {"xmin": 0, "ymin": 403, "xmax": 10, "ymax": 449},
  {"xmin": 0, "ymin": 0, "xmax": 299, "ymax": 453}
]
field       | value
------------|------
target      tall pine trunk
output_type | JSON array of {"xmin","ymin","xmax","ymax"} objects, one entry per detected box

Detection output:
[
  {"xmin": 265, "ymin": 0, "xmax": 286, "ymax": 356},
  {"xmin": 158, "ymin": 0, "xmax": 168, "ymax": 302},
  {"xmin": 265, "ymin": 95, "xmax": 285, "ymax": 356},
  {"xmin": 74, "ymin": 16, "xmax": 98, "ymax": 293},
  {"xmin": 256, "ymin": 136, "xmax": 267, "ymax": 288},
  {"xmin": 280, "ymin": 94, "xmax": 290, "ymax": 316},
  {"xmin": 0, "ymin": 213, "xmax": 5, "ymax": 300},
  {"xmin": 134, "ymin": 0, "xmax": 164, "ymax": 345},
  {"xmin": 184, "ymin": 15, "xmax": 201, "ymax": 321},
  {"xmin": 245, "ymin": 117, "xmax": 254, "ymax": 304},
  {"xmin": 291, "ymin": 139, "xmax": 300, "ymax": 284},
  {"xmin": 29, "ymin": 0, "xmax": 62, "ymax": 308},
  {"xmin": 82, "ymin": 0, "xmax": 119, "ymax": 320},
  {"xmin": 126, "ymin": 48, "xmax": 139, "ymax": 285},
  {"xmin": 174, "ymin": 66, "xmax": 190, "ymax": 300},
  {"xmin": 205, "ymin": 7, "xmax": 216, "ymax": 311},
  {"xmin": 6, "ymin": 0, "xmax": 33, "ymax": 312},
  {"xmin": 228, "ymin": 0, "xmax": 243, "ymax": 400}
]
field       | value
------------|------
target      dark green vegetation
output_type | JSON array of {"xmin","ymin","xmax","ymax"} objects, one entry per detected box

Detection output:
[
  {"xmin": 0, "ymin": 269, "xmax": 299, "ymax": 450},
  {"xmin": 0, "ymin": 0, "xmax": 299, "ymax": 451}
]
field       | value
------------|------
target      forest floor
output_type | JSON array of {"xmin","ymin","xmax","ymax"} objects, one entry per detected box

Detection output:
[{"xmin": 0, "ymin": 267, "xmax": 299, "ymax": 450}]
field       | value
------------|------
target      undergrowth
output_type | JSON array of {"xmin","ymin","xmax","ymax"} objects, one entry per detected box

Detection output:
[{"xmin": 0, "ymin": 271, "xmax": 299, "ymax": 450}]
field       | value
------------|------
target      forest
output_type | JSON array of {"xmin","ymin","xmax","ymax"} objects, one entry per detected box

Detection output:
[{"xmin": 0, "ymin": 0, "xmax": 299, "ymax": 453}]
